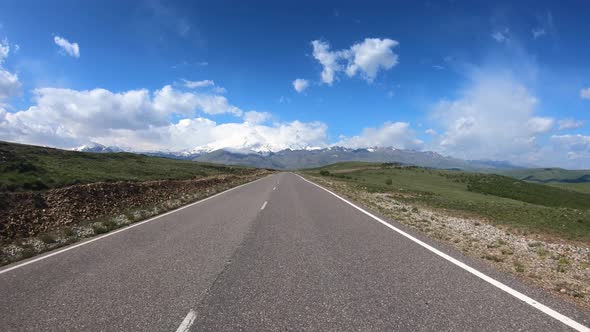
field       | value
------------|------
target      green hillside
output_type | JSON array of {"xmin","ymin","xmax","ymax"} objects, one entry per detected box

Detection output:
[
  {"xmin": 304, "ymin": 163, "xmax": 590, "ymax": 243},
  {"xmin": 0, "ymin": 141, "xmax": 253, "ymax": 191}
]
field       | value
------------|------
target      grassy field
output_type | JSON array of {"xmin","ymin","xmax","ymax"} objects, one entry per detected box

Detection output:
[
  {"xmin": 0, "ymin": 141, "xmax": 254, "ymax": 191},
  {"xmin": 304, "ymin": 162, "xmax": 590, "ymax": 243}
]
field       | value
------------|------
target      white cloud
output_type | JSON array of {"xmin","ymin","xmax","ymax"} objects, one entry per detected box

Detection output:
[
  {"xmin": 0, "ymin": 69, "xmax": 21, "ymax": 100},
  {"xmin": 54, "ymin": 36, "xmax": 80, "ymax": 58},
  {"xmin": 0, "ymin": 38, "xmax": 9, "ymax": 63},
  {"xmin": 183, "ymin": 79, "xmax": 214, "ymax": 88},
  {"xmin": 344, "ymin": 38, "xmax": 398, "ymax": 82},
  {"xmin": 432, "ymin": 73, "xmax": 554, "ymax": 161},
  {"xmin": 551, "ymin": 134, "xmax": 590, "ymax": 151},
  {"xmin": 550, "ymin": 135, "xmax": 590, "ymax": 164},
  {"xmin": 581, "ymin": 87, "xmax": 590, "ymax": 100},
  {"xmin": 292, "ymin": 78, "xmax": 309, "ymax": 93},
  {"xmin": 175, "ymin": 119, "xmax": 328, "ymax": 153},
  {"xmin": 182, "ymin": 79, "xmax": 226, "ymax": 93},
  {"xmin": 311, "ymin": 38, "xmax": 399, "ymax": 84},
  {"xmin": 337, "ymin": 122, "xmax": 422, "ymax": 149},
  {"xmin": 558, "ymin": 119, "xmax": 585, "ymax": 130},
  {"xmin": 212, "ymin": 86, "xmax": 226, "ymax": 94},
  {"xmin": 243, "ymin": 111, "xmax": 271, "ymax": 124},
  {"xmin": 154, "ymin": 85, "xmax": 242, "ymax": 116},
  {"xmin": 425, "ymin": 128, "xmax": 437, "ymax": 136},
  {"xmin": 0, "ymin": 38, "xmax": 21, "ymax": 101},
  {"xmin": 311, "ymin": 40, "xmax": 342, "ymax": 85},
  {"xmin": 527, "ymin": 117, "xmax": 554, "ymax": 134},
  {"xmin": 0, "ymin": 84, "xmax": 329, "ymax": 152}
]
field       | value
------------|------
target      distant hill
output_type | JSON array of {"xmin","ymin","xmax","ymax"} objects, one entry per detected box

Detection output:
[
  {"xmin": 0, "ymin": 141, "xmax": 252, "ymax": 191},
  {"xmin": 193, "ymin": 147, "xmax": 523, "ymax": 171},
  {"xmin": 499, "ymin": 168, "xmax": 590, "ymax": 184}
]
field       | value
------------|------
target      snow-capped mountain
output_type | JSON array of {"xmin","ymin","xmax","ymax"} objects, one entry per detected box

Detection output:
[
  {"xmin": 73, "ymin": 143, "xmax": 124, "ymax": 153},
  {"xmin": 71, "ymin": 142, "xmax": 522, "ymax": 171}
]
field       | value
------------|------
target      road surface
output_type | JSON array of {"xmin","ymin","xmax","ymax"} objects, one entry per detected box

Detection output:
[{"xmin": 1, "ymin": 172, "xmax": 589, "ymax": 331}]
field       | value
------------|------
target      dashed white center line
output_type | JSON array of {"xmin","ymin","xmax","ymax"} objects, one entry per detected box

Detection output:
[
  {"xmin": 260, "ymin": 201, "xmax": 268, "ymax": 210},
  {"xmin": 175, "ymin": 310, "xmax": 196, "ymax": 332}
]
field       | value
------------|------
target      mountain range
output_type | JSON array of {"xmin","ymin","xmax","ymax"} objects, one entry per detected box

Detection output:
[{"xmin": 73, "ymin": 143, "xmax": 522, "ymax": 171}]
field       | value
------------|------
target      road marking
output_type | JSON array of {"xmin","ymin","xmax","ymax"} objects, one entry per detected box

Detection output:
[
  {"xmin": 296, "ymin": 174, "xmax": 590, "ymax": 332},
  {"xmin": 175, "ymin": 310, "xmax": 196, "ymax": 332},
  {"xmin": 273, "ymin": 186, "xmax": 276, "ymax": 190},
  {"xmin": 261, "ymin": 201, "xmax": 268, "ymax": 210},
  {"xmin": 0, "ymin": 175, "xmax": 273, "ymax": 275}
]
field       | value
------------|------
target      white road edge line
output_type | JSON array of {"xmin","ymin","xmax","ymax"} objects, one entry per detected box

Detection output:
[
  {"xmin": 175, "ymin": 309, "xmax": 196, "ymax": 332},
  {"xmin": 296, "ymin": 173, "xmax": 590, "ymax": 332},
  {"xmin": 261, "ymin": 201, "xmax": 268, "ymax": 210},
  {"xmin": 0, "ymin": 175, "xmax": 272, "ymax": 275}
]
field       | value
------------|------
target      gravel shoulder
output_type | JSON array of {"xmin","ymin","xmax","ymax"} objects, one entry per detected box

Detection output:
[{"xmin": 304, "ymin": 174, "xmax": 590, "ymax": 312}]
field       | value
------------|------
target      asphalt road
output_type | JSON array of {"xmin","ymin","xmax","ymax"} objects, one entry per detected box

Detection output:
[{"xmin": 1, "ymin": 172, "xmax": 589, "ymax": 331}]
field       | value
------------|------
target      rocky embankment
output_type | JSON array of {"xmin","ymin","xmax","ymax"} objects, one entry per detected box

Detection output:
[{"xmin": 0, "ymin": 171, "xmax": 269, "ymax": 240}]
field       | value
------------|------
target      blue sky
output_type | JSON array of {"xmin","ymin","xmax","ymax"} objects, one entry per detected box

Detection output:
[{"xmin": 0, "ymin": 0, "xmax": 589, "ymax": 168}]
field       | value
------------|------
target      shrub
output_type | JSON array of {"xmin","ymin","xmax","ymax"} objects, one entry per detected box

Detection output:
[
  {"xmin": 319, "ymin": 170, "xmax": 331, "ymax": 176},
  {"xmin": 63, "ymin": 228, "xmax": 75, "ymax": 237},
  {"xmin": 38, "ymin": 233, "xmax": 56, "ymax": 244},
  {"xmin": 92, "ymin": 223, "xmax": 108, "ymax": 235},
  {"xmin": 385, "ymin": 179, "xmax": 392, "ymax": 185}
]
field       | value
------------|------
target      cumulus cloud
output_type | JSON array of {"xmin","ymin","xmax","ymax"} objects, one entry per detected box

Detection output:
[
  {"xmin": 0, "ymin": 69, "xmax": 20, "ymax": 100},
  {"xmin": 95, "ymin": 118, "xmax": 328, "ymax": 152},
  {"xmin": 154, "ymin": 85, "xmax": 242, "ymax": 116},
  {"xmin": 0, "ymin": 84, "xmax": 329, "ymax": 152},
  {"xmin": 176, "ymin": 119, "xmax": 329, "ymax": 153},
  {"xmin": 183, "ymin": 79, "xmax": 214, "ymax": 88},
  {"xmin": 311, "ymin": 40, "xmax": 341, "ymax": 85},
  {"xmin": 243, "ymin": 111, "xmax": 271, "ymax": 124},
  {"xmin": 581, "ymin": 87, "xmax": 590, "ymax": 100},
  {"xmin": 0, "ymin": 39, "xmax": 21, "ymax": 101},
  {"xmin": 54, "ymin": 36, "xmax": 80, "ymax": 58},
  {"xmin": 311, "ymin": 38, "xmax": 399, "ymax": 84},
  {"xmin": 558, "ymin": 119, "xmax": 585, "ymax": 130},
  {"xmin": 432, "ymin": 73, "xmax": 554, "ymax": 161},
  {"xmin": 337, "ymin": 122, "xmax": 422, "ymax": 149},
  {"xmin": 527, "ymin": 117, "xmax": 554, "ymax": 134},
  {"xmin": 292, "ymin": 78, "xmax": 309, "ymax": 93},
  {"xmin": 344, "ymin": 38, "xmax": 398, "ymax": 82}
]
